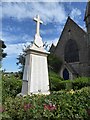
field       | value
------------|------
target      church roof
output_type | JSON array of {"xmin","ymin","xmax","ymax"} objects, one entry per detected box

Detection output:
[
  {"xmin": 84, "ymin": 1, "xmax": 90, "ymax": 20},
  {"xmin": 55, "ymin": 16, "xmax": 86, "ymax": 51}
]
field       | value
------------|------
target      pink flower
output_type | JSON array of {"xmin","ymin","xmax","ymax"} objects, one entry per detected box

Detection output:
[
  {"xmin": 24, "ymin": 103, "xmax": 32, "ymax": 111},
  {"xmin": 0, "ymin": 106, "xmax": 5, "ymax": 113},
  {"xmin": 44, "ymin": 104, "xmax": 56, "ymax": 111}
]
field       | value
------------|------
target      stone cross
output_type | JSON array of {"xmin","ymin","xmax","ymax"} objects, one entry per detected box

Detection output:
[{"xmin": 34, "ymin": 15, "xmax": 43, "ymax": 36}]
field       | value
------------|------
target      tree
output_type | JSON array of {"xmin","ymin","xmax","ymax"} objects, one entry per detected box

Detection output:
[
  {"xmin": 48, "ymin": 54, "xmax": 63, "ymax": 73},
  {"xmin": 16, "ymin": 52, "xmax": 25, "ymax": 78},
  {"xmin": 0, "ymin": 39, "xmax": 7, "ymax": 60}
]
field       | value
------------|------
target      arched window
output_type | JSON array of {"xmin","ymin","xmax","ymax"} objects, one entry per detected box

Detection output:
[
  {"xmin": 64, "ymin": 39, "xmax": 79, "ymax": 63},
  {"xmin": 63, "ymin": 68, "xmax": 69, "ymax": 80}
]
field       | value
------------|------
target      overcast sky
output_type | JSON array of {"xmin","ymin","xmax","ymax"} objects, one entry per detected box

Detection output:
[{"xmin": 1, "ymin": 1, "xmax": 87, "ymax": 72}]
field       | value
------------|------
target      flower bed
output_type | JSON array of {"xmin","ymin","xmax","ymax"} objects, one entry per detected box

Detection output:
[{"xmin": 2, "ymin": 87, "xmax": 90, "ymax": 120}]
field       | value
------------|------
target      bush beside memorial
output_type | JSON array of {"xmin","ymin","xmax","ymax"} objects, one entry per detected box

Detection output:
[
  {"xmin": 2, "ymin": 74, "xmax": 22, "ymax": 102},
  {"xmin": 1, "ymin": 74, "xmax": 90, "ymax": 120},
  {"xmin": 2, "ymin": 87, "xmax": 90, "ymax": 120},
  {"xmin": 49, "ymin": 72, "xmax": 90, "ymax": 91}
]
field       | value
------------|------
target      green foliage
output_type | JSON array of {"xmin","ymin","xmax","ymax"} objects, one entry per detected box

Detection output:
[
  {"xmin": 0, "ymin": 40, "xmax": 7, "ymax": 60},
  {"xmin": 0, "ymin": 78, "xmax": 2, "ymax": 104},
  {"xmin": 2, "ymin": 87, "xmax": 90, "ymax": 120},
  {"xmin": 49, "ymin": 72, "xmax": 90, "ymax": 91},
  {"xmin": 49, "ymin": 72, "xmax": 63, "ymax": 91},
  {"xmin": 57, "ymin": 77, "xmax": 90, "ymax": 91},
  {"xmin": 48, "ymin": 54, "xmax": 62, "ymax": 73},
  {"xmin": 16, "ymin": 53, "xmax": 25, "ymax": 78},
  {"xmin": 2, "ymin": 75, "xmax": 22, "ymax": 102},
  {"xmin": 72, "ymin": 77, "xmax": 90, "ymax": 90},
  {"xmin": 1, "ymin": 74, "xmax": 90, "ymax": 120}
]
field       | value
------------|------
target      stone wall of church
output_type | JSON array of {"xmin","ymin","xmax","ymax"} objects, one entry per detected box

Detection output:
[
  {"xmin": 88, "ymin": 37, "xmax": 90, "ymax": 77},
  {"xmin": 69, "ymin": 62, "xmax": 80, "ymax": 75}
]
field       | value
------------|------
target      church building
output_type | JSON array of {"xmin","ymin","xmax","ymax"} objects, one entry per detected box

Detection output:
[{"xmin": 50, "ymin": 1, "xmax": 90, "ymax": 80}]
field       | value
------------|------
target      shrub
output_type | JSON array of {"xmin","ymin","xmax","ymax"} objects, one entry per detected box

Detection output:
[
  {"xmin": 49, "ymin": 72, "xmax": 90, "ymax": 91},
  {"xmin": 2, "ymin": 75, "xmax": 22, "ymax": 102},
  {"xmin": 2, "ymin": 87, "xmax": 90, "ymax": 120},
  {"xmin": 52, "ymin": 77, "xmax": 90, "ymax": 91},
  {"xmin": 48, "ymin": 54, "xmax": 62, "ymax": 73},
  {"xmin": 72, "ymin": 77, "xmax": 90, "ymax": 90},
  {"xmin": 49, "ymin": 72, "xmax": 63, "ymax": 91}
]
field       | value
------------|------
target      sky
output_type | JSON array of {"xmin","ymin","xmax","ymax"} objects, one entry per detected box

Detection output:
[{"xmin": 1, "ymin": 0, "xmax": 88, "ymax": 72}]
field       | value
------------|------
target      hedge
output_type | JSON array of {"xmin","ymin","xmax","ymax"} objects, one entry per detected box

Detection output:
[
  {"xmin": 49, "ymin": 72, "xmax": 63, "ymax": 91},
  {"xmin": 2, "ymin": 75, "xmax": 22, "ymax": 102},
  {"xmin": 57, "ymin": 77, "xmax": 90, "ymax": 91},
  {"xmin": 49, "ymin": 73, "xmax": 90, "ymax": 91},
  {"xmin": 2, "ymin": 87, "xmax": 90, "ymax": 120}
]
